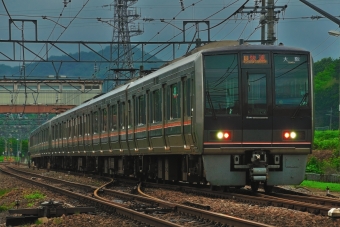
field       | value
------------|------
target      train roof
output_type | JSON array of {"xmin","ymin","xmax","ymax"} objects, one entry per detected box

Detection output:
[
  {"xmin": 201, "ymin": 43, "xmax": 309, "ymax": 54},
  {"xmin": 32, "ymin": 41, "xmax": 310, "ymax": 133}
]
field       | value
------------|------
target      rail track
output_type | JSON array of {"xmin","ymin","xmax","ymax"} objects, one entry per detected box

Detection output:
[
  {"xmin": 1, "ymin": 165, "xmax": 274, "ymax": 227},
  {"xmin": 138, "ymin": 180, "xmax": 340, "ymax": 217}
]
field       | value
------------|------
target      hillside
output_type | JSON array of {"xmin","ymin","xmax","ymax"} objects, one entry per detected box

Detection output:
[{"xmin": 0, "ymin": 45, "xmax": 163, "ymax": 79}]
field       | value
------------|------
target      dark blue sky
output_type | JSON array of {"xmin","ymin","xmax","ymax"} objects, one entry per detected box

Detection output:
[{"xmin": 0, "ymin": 0, "xmax": 339, "ymax": 62}]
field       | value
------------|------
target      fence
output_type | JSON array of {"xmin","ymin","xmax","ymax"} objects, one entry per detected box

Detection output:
[{"xmin": 305, "ymin": 173, "xmax": 340, "ymax": 183}]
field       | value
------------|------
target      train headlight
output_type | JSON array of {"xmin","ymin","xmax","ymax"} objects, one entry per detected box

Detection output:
[
  {"xmin": 217, "ymin": 132, "xmax": 224, "ymax": 139},
  {"xmin": 283, "ymin": 131, "xmax": 298, "ymax": 140},
  {"xmin": 290, "ymin": 131, "xmax": 297, "ymax": 139},
  {"xmin": 217, "ymin": 131, "xmax": 231, "ymax": 140}
]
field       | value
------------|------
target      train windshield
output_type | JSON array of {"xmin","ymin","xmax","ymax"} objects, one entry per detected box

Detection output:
[
  {"xmin": 274, "ymin": 54, "xmax": 309, "ymax": 107},
  {"xmin": 204, "ymin": 54, "xmax": 240, "ymax": 115}
]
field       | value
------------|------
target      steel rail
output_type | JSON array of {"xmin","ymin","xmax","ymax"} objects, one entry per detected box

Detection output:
[{"xmin": 0, "ymin": 166, "xmax": 182, "ymax": 227}]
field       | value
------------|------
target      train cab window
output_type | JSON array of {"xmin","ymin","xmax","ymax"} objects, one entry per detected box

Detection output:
[
  {"xmin": 102, "ymin": 108, "xmax": 107, "ymax": 132},
  {"xmin": 204, "ymin": 54, "xmax": 239, "ymax": 116},
  {"xmin": 137, "ymin": 95, "xmax": 146, "ymax": 126},
  {"xmin": 111, "ymin": 105, "xmax": 117, "ymax": 131},
  {"xmin": 151, "ymin": 89, "xmax": 162, "ymax": 123},
  {"xmin": 274, "ymin": 54, "xmax": 309, "ymax": 107},
  {"xmin": 247, "ymin": 73, "xmax": 267, "ymax": 115},
  {"xmin": 92, "ymin": 111, "xmax": 99, "ymax": 134},
  {"xmin": 169, "ymin": 83, "xmax": 181, "ymax": 120},
  {"xmin": 119, "ymin": 102, "xmax": 125, "ymax": 129}
]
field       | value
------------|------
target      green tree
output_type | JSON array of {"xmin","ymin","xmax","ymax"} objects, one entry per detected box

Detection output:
[{"xmin": 314, "ymin": 58, "xmax": 340, "ymax": 129}]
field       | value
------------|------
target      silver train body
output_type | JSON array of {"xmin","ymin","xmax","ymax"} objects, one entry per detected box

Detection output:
[{"xmin": 29, "ymin": 43, "xmax": 313, "ymax": 191}]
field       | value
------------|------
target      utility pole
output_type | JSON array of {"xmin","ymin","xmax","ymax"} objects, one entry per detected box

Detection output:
[
  {"xmin": 267, "ymin": 0, "xmax": 275, "ymax": 44},
  {"xmin": 260, "ymin": 0, "xmax": 266, "ymax": 44},
  {"xmin": 238, "ymin": 0, "xmax": 287, "ymax": 44}
]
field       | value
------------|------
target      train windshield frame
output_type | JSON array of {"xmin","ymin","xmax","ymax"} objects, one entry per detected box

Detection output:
[{"xmin": 203, "ymin": 51, "xmax": 310, "ymax": 116}]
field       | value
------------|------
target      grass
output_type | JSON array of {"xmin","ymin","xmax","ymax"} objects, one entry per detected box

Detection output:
[
  {"xmin": 35, "ymin": 219, "xmax": 43, "ymax": 225},
  {"xmin": 0, "ymin": 205, "xmax": 8, "ymax": 212},
  {"xmin": 0, "ymin": 202, "xmax": 15, "ymax": 212},
  {"xmin": 53, "ymin": 217, "xmax": 63, "ymax": 225},
  {"xmin": 0, "ymin": 189, "xmax": 11, "ymax": 197},
  {"xmin": 24, "ymin": 191, "xmax": 45, "ymax": 200},
  {"xmin": 299, "ymin": 180, "xmax": 340, "ymax": 192}
]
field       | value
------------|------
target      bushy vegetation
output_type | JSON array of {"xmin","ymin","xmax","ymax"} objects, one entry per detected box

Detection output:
[
  {"xmin": 306, "ymin": 130, "xmax": 340, "ymax": 174},
  {"xmin": 313, "ymin": 130, "xmax": 339, "ymax": 150}
]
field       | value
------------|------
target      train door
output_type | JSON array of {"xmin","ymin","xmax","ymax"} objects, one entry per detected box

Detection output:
[{"xmin": 241, "ymin": 68, "xmax": 273, "ymax": 143}]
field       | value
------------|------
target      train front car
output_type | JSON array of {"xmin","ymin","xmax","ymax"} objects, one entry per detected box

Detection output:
[{"xmin": 200, "ymin": 45, "xmax": 313, "ymax": 192}]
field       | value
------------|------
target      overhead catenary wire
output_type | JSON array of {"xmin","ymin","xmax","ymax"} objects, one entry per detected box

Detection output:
[
  {"xmin": 5, "ymin": 0, "xmax": 90, "ymax": 122},
  {"xmin": 103, "ymin": 0, "xmax": 245, "ymax": 92},
  {"xmin": 26, "ymin": 0, "xmax": 90, "ymax": 79},
  {"xmin": 137, "ymin": 0, "xmax": 243, "ymax": 64},
  {"xmin": 1, "ymin": 0, "xmax": 22, "ymax": 31},
  {"xmin": 97, "ymin": 0, "xmax": 207, "ymax": 91}
]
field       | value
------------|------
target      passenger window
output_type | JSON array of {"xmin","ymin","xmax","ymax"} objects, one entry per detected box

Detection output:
[
  {"xmin": 170, "ymin": 83, "xmax": 181, "ymax": 120},
  {"xmin": 119, "ymin": 102, "xmax": 125, "ymax": 130},
  {"xmin": 137, "ymin": 95, "xmax": 146, "ymax": 125},
  {"xmin": 68, "ymin": 120, "xmax": 72, "ymax": 138},
  {"xmin": 111, "ymin": 105, "xmax": 117, "ymax": 131},
  {"xmin": 79, "ymin": 116, "xmax": 83, "ymax": 136},
  {"xmin": 128, "ymin": 100, "xmax": 133, "ymax": 129},
  {"xmin": 73, "ymin": 117, "xmax": 79, "ymax": 136},
  {"xmin": 152, "ymin": 89, "xmax": 162, "ymax": 123},
  {"xmin": 52, "ymin": 126, "xmax": 55, "ymax": 141},
  {"xmin": 184, "ymin": 77, "xmax": 192, "ymax": 117},
  {"xmin": 93, "ymin": 111, "xmax": 98, "ymax": 134},
  {"xmin": 102, "ymin": 108, "xmax": 107, "ymax": 132},
  {"xmin": 63, "ymin": 122, "xmax": 67, "ymax": 139}
]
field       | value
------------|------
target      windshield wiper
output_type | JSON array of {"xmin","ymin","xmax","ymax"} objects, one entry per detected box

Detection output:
[
  {"xmin": 206, "ymin": 91, "xmax": 217, "ymax": 119},
  {"xmin": 291, "ymin": 92, "xmax": 309, "ymax": 119}
]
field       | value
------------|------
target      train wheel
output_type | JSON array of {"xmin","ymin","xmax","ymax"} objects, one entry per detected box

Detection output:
[{"xmin": 251, "ymin": 182, "xmax": 259, "ymax": 192}]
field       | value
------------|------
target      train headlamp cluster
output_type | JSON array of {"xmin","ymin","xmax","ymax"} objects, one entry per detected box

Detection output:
[
  {"xmin": 283, "ymin": 131, "xmax": 297, "ymax": 139},
  {"xmin": 217, "ymin": 131, "xmax": 230, "ymax": 140}
]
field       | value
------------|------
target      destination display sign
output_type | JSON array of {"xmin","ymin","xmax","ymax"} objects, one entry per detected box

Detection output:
[{"xmin": 242, "ymin": 54, "xmax": 268, "ymax": 64}]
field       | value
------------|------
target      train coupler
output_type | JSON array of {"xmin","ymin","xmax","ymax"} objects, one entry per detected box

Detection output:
[{"xmin": 249, "ymin": 167, "xmax": 268, "ymax": 182}]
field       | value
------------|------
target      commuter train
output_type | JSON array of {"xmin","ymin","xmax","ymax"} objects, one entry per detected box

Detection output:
[{"xmin": 29, "ymin": 41, "xmax": 314, "ymax": 192}]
